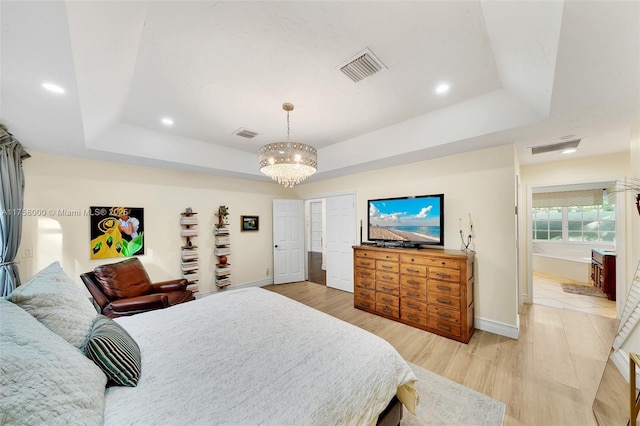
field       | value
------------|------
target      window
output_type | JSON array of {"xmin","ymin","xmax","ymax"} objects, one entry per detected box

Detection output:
[{"xmin": 532, "ymin": 204, "xmax": 615, "ymax": 243}]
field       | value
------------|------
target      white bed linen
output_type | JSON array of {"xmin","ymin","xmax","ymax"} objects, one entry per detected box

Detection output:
[{"xmin": 106, "ymin": 287, "xmax": 417, "ymax": 426}]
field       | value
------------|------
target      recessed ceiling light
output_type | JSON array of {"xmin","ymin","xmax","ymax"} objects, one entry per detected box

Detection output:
[
  {"xmin": 561, "ymin": 148, "xmax": 577, "ymax": 154},
  {"xmin": 41, "ymin": 82, "xmax": 65, "ymax": 94},
  {"xmin": 435, "ymin": 83, "xmax": 450, "ymax": 94},
  {"xmin": 161, "ymin": 117, "xmax": 174, "ymax": 126}
]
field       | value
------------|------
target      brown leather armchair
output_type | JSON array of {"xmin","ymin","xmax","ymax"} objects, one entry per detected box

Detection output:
[{"xmin": 80, "ymin": 258, "xmax": 194, "ymax": 318}]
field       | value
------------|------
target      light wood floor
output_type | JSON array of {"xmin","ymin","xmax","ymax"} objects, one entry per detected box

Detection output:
[
  {"xmin": 264, "ymin": 282, "xmax": 619, "ymax": 426},
  {"xmin": 533, "ymin": 272, "xmax": 616, "ymax": 318}
]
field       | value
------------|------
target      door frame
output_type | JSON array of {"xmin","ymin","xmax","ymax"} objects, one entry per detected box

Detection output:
[
  {"xmin": 524, "ymin": 179, "xmax": 626, "ymax": 319},
  {"xmin": 302, "ymin": 190, "xmax": 357, "ymax": 286}
]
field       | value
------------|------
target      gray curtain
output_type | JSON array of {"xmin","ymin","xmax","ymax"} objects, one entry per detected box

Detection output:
[{"xmin": 0, "ymin": 125, "xmax": 30, "ymax": 296}]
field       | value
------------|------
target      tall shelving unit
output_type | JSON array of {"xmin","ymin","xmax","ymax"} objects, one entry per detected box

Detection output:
[
  {"xmin": 180, "ymin": 210, "xmax": 199, "ymax": 294},
  {"xmin": 214, "ymin": 206, "xmax": 231, "ymax": 288}
]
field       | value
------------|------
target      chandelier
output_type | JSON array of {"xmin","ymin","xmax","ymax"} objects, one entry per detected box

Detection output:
[{"xmin": 258, "ymin": 103, "xmax": 317, "ymax": 188}]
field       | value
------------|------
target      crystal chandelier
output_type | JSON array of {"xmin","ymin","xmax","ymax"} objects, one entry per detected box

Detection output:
[{"xmin": 258, "ymin": 103, "xmax": 317, "ymax": 188}]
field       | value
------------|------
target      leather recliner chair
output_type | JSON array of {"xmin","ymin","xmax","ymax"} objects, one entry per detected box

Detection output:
[{"xmin": 80, "ymin": 258, "xmax": 194, "ymax": 318}]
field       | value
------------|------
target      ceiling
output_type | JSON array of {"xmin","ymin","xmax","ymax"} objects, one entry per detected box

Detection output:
[{"xmin": 1, "ymin": 1, "xmax": 639, "ymax": 184}]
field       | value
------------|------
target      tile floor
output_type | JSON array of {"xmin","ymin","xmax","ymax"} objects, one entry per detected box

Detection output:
[{"xmin": 533, "ymin": 271, "xmax": 617, "ymax": 318}]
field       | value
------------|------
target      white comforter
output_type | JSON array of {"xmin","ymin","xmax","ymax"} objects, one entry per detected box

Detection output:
[{"xmin": 106, "ymin": 287, "xmax": 417, "ymax": 426}]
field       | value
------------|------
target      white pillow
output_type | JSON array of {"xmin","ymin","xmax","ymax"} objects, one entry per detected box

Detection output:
[
  {"xmin": 0, "ymin": 298, "xmax": 107, "ymax": 425},
  {"xmin": 9, "ymin": 261, "xmax": 97, "ymax": 349}
]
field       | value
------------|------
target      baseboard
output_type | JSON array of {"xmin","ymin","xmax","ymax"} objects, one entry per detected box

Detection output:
[
  {"xmin": 475, "ymin": 317, "xmax": 519, "ymax": 339},
  {"xmin": 610, "ymin": 348, "xmax": 640, "ymax": 383},
  {"xmin": 196, "ymin": 278, "xmax": 273, "ymax": 298}
]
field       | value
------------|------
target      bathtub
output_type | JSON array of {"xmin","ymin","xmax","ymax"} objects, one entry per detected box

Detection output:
[
  {"xmin": 531, "ymin": 242, "xmax": 614, "ymax": 283},
  {"xmin": 532, "ymin": 253, "xmax": 592, "ymax": 283}
]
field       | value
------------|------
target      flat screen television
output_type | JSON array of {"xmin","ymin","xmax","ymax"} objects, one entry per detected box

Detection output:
[{"xmin": 367, "ymin": 194, "xmax": 444, "ymax": 247}]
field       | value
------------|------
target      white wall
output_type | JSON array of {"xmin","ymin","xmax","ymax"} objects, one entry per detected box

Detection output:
[
  {"xmin": 17, "ymin": 152, "xmax": 290, "ymax": 294},
  {"xmin": 294, "ymin": 144, "xmax": 520, "ymax": 336},
  {"xmin": 620, "ymin": 120, "xmax": 640, "ymax": 360}
]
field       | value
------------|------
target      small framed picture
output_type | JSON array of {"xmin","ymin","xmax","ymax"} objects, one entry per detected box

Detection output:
[{"xmin": 241, "ymin": 215, "xmax": 259, "ymax": 232}]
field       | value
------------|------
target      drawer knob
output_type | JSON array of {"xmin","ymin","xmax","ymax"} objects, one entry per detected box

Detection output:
[
  {"xmin": 436, "ymin": 285, "xmax": 451, "ymax": 291},
  {"xmin": 407, "ymin": 268, "xmax": 420, "ymax": 273},
  {"xmin": 437, "ymin": 324, "xmax": 452, "ymax": 331},
  {"xmin": 436, "ymin": 272, "xmax": 451, "ymax": 278},
  {"xmin": 407, "ymin": 303, "xmax": 419, "ymax": 309},
  {"xmin": 408, "ymin": 315, "xmax": 420, "ymax": 322},
  {"xmin": 407, "ymin": 292, "xmax": 419, "ymax": 297},
  {"xmin": 407, "ymin": 280, "xmax": 419, "ymax": 285},
  {"xmin": 382, "ymin": 297, "xmax": 393, "ymax": 303},
  {"xmin": 381, "ymin": 265, "xmax": 393, "ymax": 269},
  {"xmin": 436, "ymin": 298, "xmax": 452, "ymax": 305},
  {"xmin": 437, "ymin": 311, "xmax": 452, "ymax": 318}
]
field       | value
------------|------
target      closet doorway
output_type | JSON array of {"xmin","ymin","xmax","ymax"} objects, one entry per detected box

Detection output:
[{"xmin": 307, "ymin": 200, "xmax": 326, "ymax": 285}]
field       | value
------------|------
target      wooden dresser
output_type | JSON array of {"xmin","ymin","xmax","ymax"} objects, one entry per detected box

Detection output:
[{"xmin": 353, "ymin": 245, "xmax": 475, "ymax": 343}]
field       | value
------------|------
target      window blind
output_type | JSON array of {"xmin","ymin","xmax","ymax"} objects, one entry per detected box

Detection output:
[{"xmin": 532, "ymin": 189, "xmax": 604, "ymax": 208}]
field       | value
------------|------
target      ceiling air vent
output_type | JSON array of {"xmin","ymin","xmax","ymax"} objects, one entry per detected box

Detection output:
[
  {"xmin": 531, "ymin": 139, "xmax": 581, "ymax": 155},
  {"xmin": 233, "ymin": 128, "xmax": 258, "ymax": 139},
  {"xmin": 338, "ymin": 48, "xmax": 387, "ymax": 83}
]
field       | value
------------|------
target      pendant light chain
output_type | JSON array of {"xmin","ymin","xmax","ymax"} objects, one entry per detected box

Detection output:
[{"xmin": 286, "ymin": 109, "xmax": 291, "ymax": 141}]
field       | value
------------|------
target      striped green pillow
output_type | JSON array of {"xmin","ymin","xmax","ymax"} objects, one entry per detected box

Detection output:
[{"xmin": 84, "ymin": 315, "xmax": 141, "ymax": 387}]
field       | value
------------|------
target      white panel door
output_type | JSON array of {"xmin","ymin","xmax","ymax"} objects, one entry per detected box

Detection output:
[
  {"xmin": 326, "ymin": 194, "xmax": 355, "ymax": 293},
  {"xmin": 273, "ymin": 199, "xmax": 305, "ymax": 285}
]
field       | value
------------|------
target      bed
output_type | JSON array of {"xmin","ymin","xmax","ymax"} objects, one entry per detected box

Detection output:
[{"xmin": 1, "ymin": 262, "xmax": 418, "ymax": 425}]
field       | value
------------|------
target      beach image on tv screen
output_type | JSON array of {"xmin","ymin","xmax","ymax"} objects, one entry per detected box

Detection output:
[{"xmin": 369, "ymin": 197, "xmax": 441, "ymax": 243}]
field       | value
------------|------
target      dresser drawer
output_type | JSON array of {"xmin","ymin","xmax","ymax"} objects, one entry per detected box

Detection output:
[
  {"xmin": 429, "ymin": 318, "xmax": 461, "ymax": 337},
  {"xmin": 356, "ymin": 250, "xmax": 399, "ymax": 262},
  {"xmin": 424, "ymin": 257, "xmax": 461, "ymax": 269},
  {"xmin": 400, "ymin": 285, "xmax": 427, "ymax": 302},
  {"xmin": 377, "ymin": 260, "xmax": 399, "ymax": 273},
  {"xmin": 429, "ymin": 293, "xmax": 460, "ymax": 310},
  {"xmin": 376, "ymin": 281, "xmax": 400, "ymax": 296},
  {"xmin": 428, "ymin": 280, "xmax": 461, "ymax": 297},
  {"xmin": 355, "ymin": 257, "xmax": 376, "ymax": 269},
  {"xmin": 401, "ymin": 298, "xmax": 427, "ymax": 314},
  {"xmin": 376, "ymin": 270, "xmax": 399, "ymax": 285},
  {"xmin": 354, "ymin": 297, "xmax": 375, "ymax": 311},
  {"xmin": 401, "ymin": 310, "xmax": 427, "ymax": 327},
  {"xmin": 400, "ymin": 275, "xmax": 427, "ymax": 288},
  {"xmin": 428, "ymin": 305, "xmax": 461, "ymax": 325},
  {"xmin": 355, "ymin": 288, "xmax": 375, "ymax": 302},
  {"xmin": 377, "ymin": 304, "xmax": 399, "ymax": 318},
  {"xmin": 355, "ymin": 276, "xmax": 375, "ymax": 290},
  {"xmin": 400, "ymin": 254, "xmax": 431, "ymax": 266},
  {"xmin": 376, "ymin": 292, "xmax": 399, "ymax": 308},
  {"xmin": 400, "ymin": 263, "xmax": 427, "ymax": 276},
  {"xmin": 429, "ymin": 266, "xmax": 461, "ymax": 283},
  {"xmin": 355, "ymin": 267, "xmax": 375, "ymax": 280}
]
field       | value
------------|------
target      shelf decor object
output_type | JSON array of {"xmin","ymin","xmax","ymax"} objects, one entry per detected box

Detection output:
[
  {"xmin": 258, "ymin": 103, "xmax": 317, "ymax": 188},
  {"xmin": 215, "ymin": 205, "xmax": 231, "ymax": 288},
  {"xmin": 180, "ymin": 209, "xmax": 199, "ymax": 294}
]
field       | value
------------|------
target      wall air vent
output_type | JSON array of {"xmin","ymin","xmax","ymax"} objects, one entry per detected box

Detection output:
[
  {"xmin": 233, "ymin": 128, "xmax": 258, "ymax": 139},
  {"xmin": 338, "ymin": 48, "xmax": 387, "ymax": 83},
  {"xmin": 531, "ymin": 139, "xmax": 581, "ymax": 155}
]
